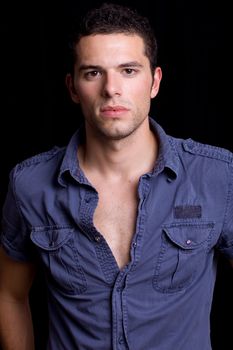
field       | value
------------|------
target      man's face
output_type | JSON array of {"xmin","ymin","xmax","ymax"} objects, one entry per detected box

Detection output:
[{"xmin": 67, "ymin": 33, "xmax": 162, "ymax": 140}]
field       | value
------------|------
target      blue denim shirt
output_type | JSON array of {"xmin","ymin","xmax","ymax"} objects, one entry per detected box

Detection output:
[{"xmin": 1, "ymin": 118, "xmax": 233, "ymax": 350}]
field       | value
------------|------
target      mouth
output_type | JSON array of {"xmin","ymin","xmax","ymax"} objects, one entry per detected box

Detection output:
[{"xmin": 100, "ymin": 105, "xmax": 130, "ymax": 117}]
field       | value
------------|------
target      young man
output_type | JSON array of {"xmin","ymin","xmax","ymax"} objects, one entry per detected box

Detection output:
[{"xmin": 0, "ymin": 3, "xmax": 233, "ymax": 350}]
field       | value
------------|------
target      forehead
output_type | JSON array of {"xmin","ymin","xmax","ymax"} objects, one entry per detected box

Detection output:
[{"xmin": 75, "ymin": 33, "xmax": 148, "ymax": 66}]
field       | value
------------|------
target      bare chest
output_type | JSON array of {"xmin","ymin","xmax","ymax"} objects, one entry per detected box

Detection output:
[{"xmin": 93, "ymin": 183, "xmax": 138, "ymax": 269}]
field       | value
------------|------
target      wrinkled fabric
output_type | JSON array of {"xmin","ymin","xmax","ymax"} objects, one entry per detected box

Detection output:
[{"xmin": 1, "ymin": 118, "xmax": 233, "ymax": 350}]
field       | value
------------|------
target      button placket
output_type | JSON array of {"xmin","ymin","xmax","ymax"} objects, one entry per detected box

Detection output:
[{"xmin": 112, "ymin": 268, "xmax": 131, "ymax": 350}]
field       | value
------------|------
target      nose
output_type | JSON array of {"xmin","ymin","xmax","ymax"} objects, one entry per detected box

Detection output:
[{"xmin": 101, "ymin": 71, "xmax": 122, "ymax": 98}]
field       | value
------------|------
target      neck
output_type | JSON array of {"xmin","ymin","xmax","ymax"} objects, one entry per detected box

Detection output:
[{"xmin": 78, "ymin": 118, "xmax": 158, "ymax": 182}]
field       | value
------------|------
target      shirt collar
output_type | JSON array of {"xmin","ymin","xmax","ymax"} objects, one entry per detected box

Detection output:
[
  {"xmin": 58, "ymin": 124, "xmax": 88, "ymax": 187},
  {"xmin": 149, "ymin": 118, "xmax": 179, "ymax": 180},
  {"xmin": 58, "ymin": 118, "xmax": 179, "ymax": 186}
]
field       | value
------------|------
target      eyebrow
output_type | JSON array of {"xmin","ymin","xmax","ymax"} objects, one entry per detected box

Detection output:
[
  {"xmin": 78, "ymin": 61, "xmax": 143, "ymax": 72},
  {"xmin": 118, "ymin": 61, "xmax": 143, "ymax": 68},
  {"xmin": 78, "ymin": 65, "xmax": 102, "ymax": 72}
]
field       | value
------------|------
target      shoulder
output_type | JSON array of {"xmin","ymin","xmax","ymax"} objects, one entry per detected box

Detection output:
[
  {"xmin": 15, "ymin": 146, "xmax": 66, "ymax": 172},
  {"xmin": 7, "ymin": 146, "xmax": 67, "ymax": 202},
  {"xmin": 9, "ymin": 146, "xmax": 66, "ymax": 190},
  {"xmin": 172, "ymin": 137, "xmax": 233, "ymax": 165}
]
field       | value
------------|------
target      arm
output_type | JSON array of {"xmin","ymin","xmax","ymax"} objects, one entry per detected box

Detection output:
[{"xmin": 0, "ymin": 247, "xmax": 36, "ymax": 350}]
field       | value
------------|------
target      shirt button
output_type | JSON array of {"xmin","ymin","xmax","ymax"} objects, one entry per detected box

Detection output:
[
  {"xmin": 186, "ymin": 239, "xmax": 192, "ymax": 245},
  {"xmin": 94, "ymin": 235, "xmax": 101, "ymax": 242},
  {"xmin": 132, "ymin": 242, "xmax": 137, "ymax": 248},
  {"xmin": 118, "ymin": 336, "xmax": 124, "ymax": 344}
]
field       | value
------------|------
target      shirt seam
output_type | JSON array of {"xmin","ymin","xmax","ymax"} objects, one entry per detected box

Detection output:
[{"xmin": 220, "ymin": 163, "xmax": 233, "ymax": 245}]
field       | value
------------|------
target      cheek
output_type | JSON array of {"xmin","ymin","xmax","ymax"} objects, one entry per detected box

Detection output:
[
  {"xmin": 132, "ymin": 81, "xmax": 152, "ymax": 104},
  {"xmin": 133, "ymin": 82, "xmax": 153, "ymax": 114},
  {"xmin": 76, "ymin": 86, "xmax": 99, "ymax": 118},
  {"xmin": 133, "ymin": 76, "xmax": 152, "ymax": 97},
  {"xmin": 76, "ymin": 82, "xmax": 100, "ymax": 105}
]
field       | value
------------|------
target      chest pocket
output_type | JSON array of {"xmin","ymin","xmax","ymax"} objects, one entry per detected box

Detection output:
[
  {"xmin": 153, "ymin": 222, "xmax": 214, "ymax": 293},
  {"xmin": 31, "ymin": 227, "xmax": 87, "ymax": 295}
]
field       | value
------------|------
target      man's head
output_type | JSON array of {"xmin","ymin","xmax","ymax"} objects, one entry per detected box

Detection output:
[
  {"xmin": 68, "ymin": 3, "xmax": 158, "ymax": 76},
  {"xmin": 66, "ymin": 3, "xmax": 162, "ymax": 141}
]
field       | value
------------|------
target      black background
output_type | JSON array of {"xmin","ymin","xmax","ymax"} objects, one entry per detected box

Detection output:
[{"xmin": 0, "ymin": 1, "xmax": 233, "ymax": 349}]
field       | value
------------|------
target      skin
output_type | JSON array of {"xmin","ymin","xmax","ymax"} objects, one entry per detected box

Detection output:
[
  {"xmin": 66, "ymin": 34, "xmax": 233, "ymax": 270},
  {"xmin": 0, "ymin": 247, "xmax": 35, "ymax": 349},
  {"xmin": 0, "ymin": 33, "xmax": 162, "ymax": 348},
  {"xmin": 1, "ymin": 31, "xmax": 232, "ymax": 350},
  {"xmin": 66, "ymin": 33, "xmax": 162, "ymax": 268},
  {"xmin": 66, "ymin": 33, "xmax": 162, "ymax": 150}
]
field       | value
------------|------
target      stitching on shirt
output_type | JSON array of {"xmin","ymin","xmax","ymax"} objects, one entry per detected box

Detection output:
[
  {"xmin": 183, "ymin": 138, "xmax": 233, "ymax": 163},
  {"xmin": 16, "ymin": 146, "xmax": 64, "ymax": 170}
]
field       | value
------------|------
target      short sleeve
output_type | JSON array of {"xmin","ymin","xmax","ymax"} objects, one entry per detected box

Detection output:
[{"xmin": 0, "ymin": 168, "xmax": 34, "ymax": 261}]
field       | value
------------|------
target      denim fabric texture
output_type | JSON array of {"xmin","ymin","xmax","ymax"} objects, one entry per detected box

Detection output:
[{"xmin": 1, "ymin": 118, "xmax": 233, "ymax": 349}]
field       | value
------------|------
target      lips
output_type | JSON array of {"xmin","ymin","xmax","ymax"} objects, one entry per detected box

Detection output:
[{"xmin": 100, "ymin": 105, "xmax": 129, "ymax": 112}]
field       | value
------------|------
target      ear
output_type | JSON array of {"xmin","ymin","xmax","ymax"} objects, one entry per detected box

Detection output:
[
  {"xmin": 150, "ymin": 67, "xmax": 162, "ymax": 99},
  {"xmin": 65, "ymin": 73, "xmax": 80, "ymax": 103}
]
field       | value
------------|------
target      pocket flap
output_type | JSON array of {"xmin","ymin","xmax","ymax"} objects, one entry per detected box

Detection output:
[
  {"xmin": 163, "ymin": 222, "xmax": 214, "ymax": 249},
  {"xmin": 31, "ymin": 226, "xmax": 74, "ymax": 250}
]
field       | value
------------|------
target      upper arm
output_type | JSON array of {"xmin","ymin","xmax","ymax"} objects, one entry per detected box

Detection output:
[{"xmin": 0, "ymin": 246, "xmax": 36, "ymax": 302}]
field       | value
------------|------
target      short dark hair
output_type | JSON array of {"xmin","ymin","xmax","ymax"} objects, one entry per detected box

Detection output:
[{"xmin": 67, "ymin": 3, "xmax": 158, "ymax": 75}]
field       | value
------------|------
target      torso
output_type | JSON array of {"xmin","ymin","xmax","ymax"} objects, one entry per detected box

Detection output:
[
  {"xmin": 92, "ymin": 178, "xmax": 138, "ymax": 269},
  {"xmin": 77, "ymin": 125, "xmax": 157, "ymax": 269}
]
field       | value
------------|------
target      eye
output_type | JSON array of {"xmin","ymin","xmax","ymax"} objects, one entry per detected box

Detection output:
[
  {"xmin": 123, "ymin": 68, "xmax": 138, "ymax": 76},
  {"xmin": 84, "ymin": 70, "xmax": 102, "ymax": 80}
]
